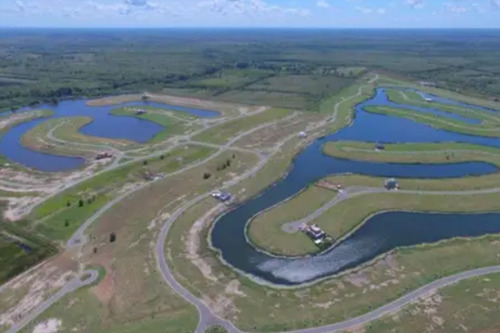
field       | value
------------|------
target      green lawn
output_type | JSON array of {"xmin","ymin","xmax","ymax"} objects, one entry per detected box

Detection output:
[
  {"xmin": 0, "ymin": 221, "xmax": 56, "ymax": 285},
  {"xmin": 365, "ymin": 272, "xmax": 500, "ymax": 333},
  {"xmin": 364, "ymin": 105, "xmax": 500, "ymax": 137},
  {"xmin": 26, "ymin": 145, "xmax": 215, "ymax": 241},
  {"xmin": 248, "ymin": 186, "xmax": 337, "ymax": 256},
  {"xmin": 385, "ymin": 88, "xmax": 500, "ymax": 124}
]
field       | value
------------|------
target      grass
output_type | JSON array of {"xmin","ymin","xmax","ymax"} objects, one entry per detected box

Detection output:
[
  {"xmin": 25, "ymin": 145, "xmax": 215, "ymax": 242},
  {"xmin": 385, "ymin": 88, "xmax": 500, "ymax": 124},
  {"xmin": 323, "ymin": 141, "xmax": 500, "ymax": 165},
  {"xmin": 0, "ymin": 220, "xmax": 57, "ymax": 285},
  {"xmin": 192, "ymin": 107, "xmax": 291, "ymax": 144},
  {"xmin": 248, "ymin": 186, "xmax": 337, "ymax": 256},
  {"xmin": 364, "ymin": 104, "xmax": 500, "ymax": 137},
  {"xmin": 204, "ymin": 325, "xmax": 228, "ymax": 333},
  {"xmin": 365, "ymin": 272, "xmax": 500, "ymax": 332},
  {"xmin": 166, "ymin": 172, "xmax": 500, "ymax": 332},
  {"xmin": 309, "ymin": 191, "xmax": 500, "ymax": 242},
  {"xmin": 19, "ymin": 286, "xmax": 198, "ymax": 333},
  {"xmin": 376, "ymin": 75, "xmax": 500, "ymax": 112}
]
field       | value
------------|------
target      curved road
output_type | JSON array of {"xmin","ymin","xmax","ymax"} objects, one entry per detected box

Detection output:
[{"xmin": 5, "ymin": 270, "xmax": 98, "ymax": 333}]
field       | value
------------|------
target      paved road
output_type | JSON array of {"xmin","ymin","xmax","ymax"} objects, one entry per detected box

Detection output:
[
  {"xmin": 5, "ymin": 270, "xmax": 98, "ymax": 333},
  {"xmin": 283, "ymin": 265, "xmax": 500, "ymax": 333},
  {"xmin": 154, "ymin": 79, "xmax": 380, "ymax": 333}
]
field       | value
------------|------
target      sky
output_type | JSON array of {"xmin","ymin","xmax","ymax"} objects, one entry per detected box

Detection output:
[{"xmin": 1, "ymin": 0, "xmax": 500, "ymax": 28}]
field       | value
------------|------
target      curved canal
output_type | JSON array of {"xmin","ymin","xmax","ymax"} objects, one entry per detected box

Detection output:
[
  {"xmin": 211, "ymin": 88, "xmax": 500, "ymax": 286},
  {"xmin": 0, "ymin": 100, "xmax": 218, "ymax": 172}
]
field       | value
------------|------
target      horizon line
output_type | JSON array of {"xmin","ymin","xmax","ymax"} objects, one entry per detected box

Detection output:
[{"xmin": 1, "ymin": 26, "xmax": 500, "ymax": 30}]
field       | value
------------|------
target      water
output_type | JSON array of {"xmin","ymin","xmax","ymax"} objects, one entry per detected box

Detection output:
[
  {"xmin": 0, "ymin": 99, "xmax": 219, "ymax": 172},
  {"xmin": 211, "ymin": 88, "xmax": 500, "ymax": 286},
  {"xmin": 375, "ymin": 88, "xmax": 481, "ymax": 124}
]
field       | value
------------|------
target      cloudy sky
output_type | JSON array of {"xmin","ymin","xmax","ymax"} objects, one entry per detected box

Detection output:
[{"xmin": 1, "ymin": 0, "xmax": 500, "ymax": 28}]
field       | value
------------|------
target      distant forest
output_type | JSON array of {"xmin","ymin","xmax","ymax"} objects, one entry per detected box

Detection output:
[{"xmin": 1, "ymin": 29, "xmax": 499, "ymax": 110}]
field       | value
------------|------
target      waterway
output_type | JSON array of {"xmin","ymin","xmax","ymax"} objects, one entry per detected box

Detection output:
[
  {"xmin": 0, "ymin": 100, "xmax": 218, "ymax": 172},
  {"xmin": 211, "ymin": 88, "xmax": 500, "ymax": 286}
]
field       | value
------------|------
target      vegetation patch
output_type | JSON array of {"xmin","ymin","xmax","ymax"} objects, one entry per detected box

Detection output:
[
  {"xmin": 193, "ymin": 108, "xmax": 290, "ymax": 145},
  {"xmin": 25, "ymin": 145, "xmax": 215, "ymax": 241}
]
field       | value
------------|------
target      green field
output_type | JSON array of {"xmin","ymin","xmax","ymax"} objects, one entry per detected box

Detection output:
[
  {"xmin": 0, "ymin": 220, "xmax": 56, "ymax": 285},
  {"xmin": 365, "ymin": 271, "xmax": 500, "ymax": 332},
  {"xmin": 24, "ymin": 145, "xmax": 215, "ymax": 241},
  {"xmin": 192, "ymin": 108, "xmax": 291, "ymax": 144}
]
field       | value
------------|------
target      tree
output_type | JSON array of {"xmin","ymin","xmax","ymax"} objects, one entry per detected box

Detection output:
[
  {"xmin": 78, "ymin": 199, "xmax": 84, "ymax": 207},
  {"xmin": 64, "ymin": 219, "xmax": 69, "ymax": 227},
  {"xmin": 66, "ymin": 201, "xmax": 71, "ymax": 207},
  {"xmin": 141, "ymin": 95, "xmax": 149, "ymax": 102},
  {"xmin": 160, "ymin": 155, "xmax": 165, "ymax": 160},
  {"xmin": 143, "ymin": 160, "xmax": 148, "ymax": 165},
  {"xmin": 93, "ymin": 247, "xmax": 98, "ymax": 254},
  {"xmin": 203, "ymin": 172, "xmax": 212, "ymax": 179},
  {"xmin": 110, "ymin": 232, "xmax": 116, "ymax": 243}
]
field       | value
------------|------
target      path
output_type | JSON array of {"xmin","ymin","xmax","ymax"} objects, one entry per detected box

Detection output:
[
  {"xmin": 5, "ymin": 270, "xmax": 98, "ymax": 333},
  {"xmin": 283, "ymin": 265, "xmax": 500, "ymax": 333}
]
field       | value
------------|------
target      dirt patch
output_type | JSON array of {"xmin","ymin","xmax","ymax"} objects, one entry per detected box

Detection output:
[
  {"xmin": 32, "ymin": 318, "xmax": 62, "ymax": 333},
  {"xmin": 225, "ymin": 280, "xmax": 246, "ymax": 297},
  {"xmin": 0, "ymin": 258, "xmax": 76, "ymax": 329},
  {"xmin": 186, "ymin": 203, "xmax": 225, "ymax": 282}
]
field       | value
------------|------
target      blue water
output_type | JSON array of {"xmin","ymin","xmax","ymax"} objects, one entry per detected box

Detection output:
[
  {"xmin": 376, "ymin": 88, "xmax": 481, "ymax": 124},
  {"xmin": 211, "ymin": 88, "xmax": 500, "ymax": 286},
  {"xmin": 0, "ymin": 99, "xmax": 219, "ymax": 172}
]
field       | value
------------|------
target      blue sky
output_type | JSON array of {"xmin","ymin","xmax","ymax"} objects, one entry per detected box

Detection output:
[{"xmin": 1, "ymin": 0, "xmax": 500, "ymax": 28}]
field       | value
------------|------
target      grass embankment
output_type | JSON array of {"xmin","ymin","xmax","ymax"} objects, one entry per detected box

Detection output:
[
  {"xmin": 168, "ymin": 176, "xmax": 500, "ymax": 332},
  {"xmin": 193, "ymin": 108, "xmax": 290, "ymax": 144},
  {"xmin": 24, "ymin": 145, "xmax": 215, "ymax": 242},
  {"xmin": 377, "ymin": 75, "xmax": 500, "ymax": 112},
  {"xmin": 385, "ymin": 88, "xmax": 500, "ymax": 124},
  {"xmin": 0, "ymin": 220, "xmax": 57, "ymax": 285},
  {"xmin": 247, "ymin": 141, "xmax": 500, "ymax": 255},
  {"xmin": 110, "ymin": 106, "xmax": 194, "ymax": 143},
  {"xmin": 365, "ymin": 271, "xmax": 500, "ymax": 332},
  {"xmin": 21, "ymin": 117, "xmax": 130, "ymax": 158},
  {"xmin": 364, "ymin": 105, "xmax": 500, "ymax": 137},
  {"xmin": 323, "ymin": 141, "xmax": 500, "ymax": 191},
  {"xmin": 248, "ymin": 186, "xmax": 337, "ymax": 256},
  {"xmin": 22, "ymin": 150, "xmax": 259, "ymax": 333}
]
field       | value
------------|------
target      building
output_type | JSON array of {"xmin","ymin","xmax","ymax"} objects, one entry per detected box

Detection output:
[
  {"xmin": 375, "ymin": 143, "xmax": 385, "ymax": 151},
  {"xmin": 95, "ymin": 152, "xmax": 113, "ymax": 160},
  {"xmin": 299, "ymin": 131, "xmax": 308, "ymax": 138},
  {"xmin": 385, "ymin": 178, "xmax": 399, "ymax": 190},
  {"xmin": 424, "ymin": 97, "xmax": 433, "ymax": 102},
  {"xmin": 302, "ymin": 224, "xmax": 326, "ymax": 244},
  {"xmin": 135, "ymin": 109, "xmax": 147, "ymax": 115}
]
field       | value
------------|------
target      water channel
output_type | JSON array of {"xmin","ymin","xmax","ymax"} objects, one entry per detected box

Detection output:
[
  {"xmin": 211, "ymin": 88, "xmax": 500, "ymax": 286},
  {"xmin": 0, "ymin": 100, "xmax": 218, "ymax": 172}
]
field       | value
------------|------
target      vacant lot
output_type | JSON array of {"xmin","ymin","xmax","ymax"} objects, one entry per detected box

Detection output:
[{"xmin": 192, "ymin": 108, "xmax": 290, "ymax": 145}]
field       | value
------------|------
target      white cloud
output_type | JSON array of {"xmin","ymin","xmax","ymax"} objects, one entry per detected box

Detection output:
[
  {"xmin": 196, "ymin": 0, "xmax": 309, "ymax": 17},
  {"xmin": 356, "ymin": 6, "xmax": 386, "ymax": 14},
  {"xmin": 406, "ymin": 0, "xmax": 424, "ymax": 9},
  {"xmin": 15, "ymin": 0, "xmax": 26, "ymax": 12},
  {"xmin": 316, "ymin": 0, "xmax": 330, "ymax": 8},
  {"xmin": 444, "ymin": 2, "xmax": 468, "ymax": 14}
]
